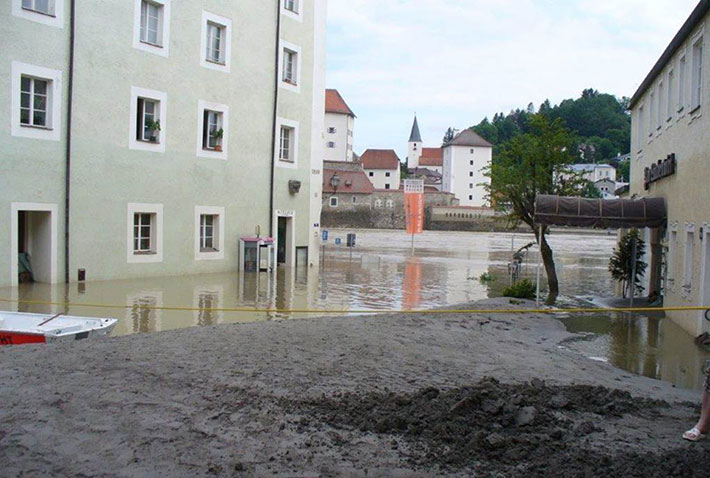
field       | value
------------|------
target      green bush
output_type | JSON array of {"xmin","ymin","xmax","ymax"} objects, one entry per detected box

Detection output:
[
  {"xmin": 502, "ymin": 279, "xmax": 536, "ymax": 300},
  {"xmin": 479, "ymin": 272, "xmax": 495, "ymax": 283}
]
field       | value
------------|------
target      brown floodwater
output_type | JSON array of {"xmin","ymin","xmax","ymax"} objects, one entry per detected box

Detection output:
[{"xmin": 1, "ymin": 229, "xmax": 708, "ymax": 390}]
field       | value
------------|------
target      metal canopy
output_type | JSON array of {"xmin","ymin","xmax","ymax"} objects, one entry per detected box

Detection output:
[{"xmin": 534, "ymin": 195, "xmax": 667, "ymax": 229}]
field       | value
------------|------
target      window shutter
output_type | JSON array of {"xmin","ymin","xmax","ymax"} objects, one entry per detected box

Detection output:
[{"xmin": 136, "ymin": 98, "xmax": 144, "ymax": 140}]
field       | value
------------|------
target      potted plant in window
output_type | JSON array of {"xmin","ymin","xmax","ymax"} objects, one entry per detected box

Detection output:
[
  {"xmin": 214, "ymin": 128, "xmax": 224, "ymax": 152},
  {"xmin": 147, "ymin": 120, "xmax": 161, "ymax": 142}
]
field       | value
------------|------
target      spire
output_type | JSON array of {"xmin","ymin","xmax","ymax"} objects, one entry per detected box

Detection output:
[{"xmin": 408, "ymin": 115, "xmax": 422, "ymax": 143}]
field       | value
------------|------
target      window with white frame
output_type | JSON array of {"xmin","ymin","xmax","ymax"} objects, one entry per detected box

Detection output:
[
  {"xmin": 667, "ymin": 70, "xmax": 674, "ymax": 121},
  {"xmin": 330, "ymin": 197, "xmax": 338, "ymax": 207},
  {"xmin": 194, "ymin": 206, "xmax": 224, "ymax": 260},
  {"xmin": 385, "ymin": 184, "xmax": 391, "ymax": 190},
  {"xmin": 668, "ymin": 228, "xmax": 678, "ymax": 283},
  {"xmin": 12, "ymin": 62, "xmax": 62, "ymax": 141},
  {"xmin": 469, "ymin": 183, "xmax": 473, "ymax": 189},
  {"xmin": 327, "ymin": 127, "xmax": 336, "ymax": 133},
  {"xmin": 386, "ymin": 200, "xmax": 394, "ymax": 208},
  {"xmin": 679, "ymin": 55, "xmax": 687, "ymax": 112},
  {"xmin": 283, "ymin": 48, "xmax": 297, "ymax": 84},
  {"xmin": 469, "ymin": 160, "xmax": 474, "ymax": 166},
  {"xmin": 469, "ymin": 171, "xmax": 474, "ymax": 177},
  {"xmin": 202, "ymin": 110, "xmax": 223, "ymax": 150},
  {"xmin": 284, "ymin": 0, "xmax": 298, "ymax": 13},
  {"xmin": 684, "ymin": 227, "xmax": 695, "ymax": 288},
  {"xmin": 206, "ymin": 22, "xmax": 225, "ymax": 64},
  {"xmin": 280, "ymin": 125, "xmax": 294, "ymax": 162},
  {"xmin": 22, "ymin": 0, "xmax": 53, "ymax": 15},
  {"xmin": 327, "ymin": 141, "xmax": 335, "ymax": 148},
  {"xmin": 656, "ymin": 82, "xmax": 663, "ymax": 129},
  {"xmin": 470, "ymin": 148, "xmax": 474, "ymax": 154},
  {"xmin": 140, "ymin": 1, "xmax": 163, "ymax": 46},
  {"xmin": 648, "ymin": 92, "xmax": 654, "ymax": 136},
  {"xmin": 133, "ymin": 212, "xmax": 155, "ymax": 254},
  {"xmin": 375, "ymin": 199, "xmax": 382, "ymax": 208},
  {"xmin": 20, "ymin": 76, "xmax": 50, "ymax": 128},
  {"xmin": 199, "ymin": 214, "xmax": 218, "ymax": 251},
  {"xmin": 368, "ymin": 171, "xmax": 374, "ymax": 177},
  {"xmin": 691, "ymin": 37, "xmax": 703, "ymax": 111},
  {"xmin": 469, "ymin": 195, "xmax": 473, "ymax": 201},
  {"xmin": 136, "ymin": 97, "xmax": 161, "ymax": 142},
  {"xmin": 385, "ymin": 172, "xmax": 391, "ymax": 177},
  {"xmin": 637, "ymin": 105, "xmax": 644, "ymax": 151}
]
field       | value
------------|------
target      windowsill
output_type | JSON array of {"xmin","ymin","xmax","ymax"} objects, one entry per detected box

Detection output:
[
  {"xmin": 279, "ymin": 158, "xmax": 295, "ymax": 163},
  {"xmin": 21, "ymin": 6, "xmax": 55, "ymax": 17},
  {"xmin": 689, "ymin": 105, "xmax": 701, "ymax": 115},
  {"xmin": 667, "ymin": 116, "xmax": 673, "ymax": 122},
  {"xmin": 20, "ymin": 123, "xmax": 53, "ymax": 131},
  {"xmin": 678, "ymin": 106, "xmax": 685, "ymax": 113},
  {"xmin": 139, "ymin": 40, "xmax": 164, "ymax": 49},
  {"xmin": 285, "ymin": 8, "xmax": 299, "ymax": 14},
  {"xmin": 138, "ymin": 138, "xmax": 161, "ymax": 145},
  {"xmin": 282, "ymin": 79, "xmax": 298, "ymax": 86},
  {"xmin": 202, "ymin": 147, "xmax": 223, "ymax": 152},
  {"xmin": 206, "ymin": 58, "xmax": 226, "ymax": 66},
  {"xmin": 200, "ymin": 248, "xmax": 220, "ymax": 253},
  {"xmin": 133, "ymin": 251, "xmax": 157, "ymax": 256}
]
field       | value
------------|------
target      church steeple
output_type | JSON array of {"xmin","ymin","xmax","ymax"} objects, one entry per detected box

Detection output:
[
  {"xmin": 407, "ymin": 115, "xmax": 423, "ymax": 168},
  {"xmin": 409, "ymin": 115, "xmax": 422, "ymax": 143}
]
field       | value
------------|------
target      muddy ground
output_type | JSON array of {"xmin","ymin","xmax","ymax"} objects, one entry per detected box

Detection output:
[{"xmin": 0, "ymin": 298, "xmax": 708, "ymax": 477}]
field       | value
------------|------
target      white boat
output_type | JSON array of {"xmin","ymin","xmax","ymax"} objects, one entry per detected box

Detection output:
[{"xmin": 0, "ymin": 311, "xmax": 117, "ymax": 346}]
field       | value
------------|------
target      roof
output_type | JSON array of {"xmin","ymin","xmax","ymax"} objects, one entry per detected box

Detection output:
[
  {"xmin": 419, "ymin": 147, "xmax": 443, "ymax": 167},
  {"xmin": 325, "ymin": 89, "xmax": 356, "ymax": 117},
  {"xmin": 569, "ymin": 163, "xmax": 615, "ymax": 172},
  {"xmin": 409, "ymin": 116, "xmax": 422, "ymax": 143},
  {"xmin": 534, "ymin": 195, "xmax": 666, "ymax": 229},
  {"xmin": 444, "ymin": 129, "xmax": 493, "ymax": 148},
  {"xmin": 630, "ymin": 0, "xmax": 710, "ymax": 108},
  {"xmin": 322, "ymin": 169, "xmax": 374, "ymax": 194},
  {"xmin": 361, "ymin": 149, "xmax": 401, "ymax": 170},
  {"xmin": 408, "ymin": 167, "xmax": 442, "ymax": 179}
]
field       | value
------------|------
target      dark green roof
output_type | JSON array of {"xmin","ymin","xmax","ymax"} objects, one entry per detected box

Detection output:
[{"xmin": 408, "ymin": 116, "xmax": 422, "ymax": 143}]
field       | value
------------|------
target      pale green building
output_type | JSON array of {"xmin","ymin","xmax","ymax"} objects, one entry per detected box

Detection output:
[{"xmin": 1, "ymin": 0, "xmax": 327, "ymax": 287}]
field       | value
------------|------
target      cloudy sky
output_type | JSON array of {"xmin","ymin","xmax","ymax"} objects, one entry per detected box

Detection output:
[{"xmin": 326, "ymin": 0, "xmax": 700, "ymax": 160}]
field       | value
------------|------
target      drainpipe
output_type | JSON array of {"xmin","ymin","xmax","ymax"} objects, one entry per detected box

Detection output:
[
  {"xmin": 269, "ymin": 0, "xmax": 282, "ymax": 237},
  {"xmin": 64, "ymin": 0, "xmax": 76, "ymax": 283}
]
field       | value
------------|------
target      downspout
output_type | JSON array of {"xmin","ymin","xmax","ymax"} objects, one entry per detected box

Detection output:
[
  {"xmin": 64, "ymin": 0, "xmax": 76, "ymax": 283},
  {"xmin": 269, "ymin": 0, "xmax": 282, "ymax": 237}
]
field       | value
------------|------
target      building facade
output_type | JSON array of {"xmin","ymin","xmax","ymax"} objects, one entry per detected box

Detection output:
[
  {"xmin": 442, "ymin": 129, "xmax": 492, "ymax": 207},
  {"xmin": 629, "ymin": 0, "xmax": 710, "ymax": 336},
  {"xmin": 361, "ymin": 149, "xmax": 401, "ymax": 190},
  {"xmin": 1, "ymin": 0, "xmax": 326, "ymax": 288},
  {"xmin": 324, "ymin": 89, "xmax": 355, "ymax": 162}
]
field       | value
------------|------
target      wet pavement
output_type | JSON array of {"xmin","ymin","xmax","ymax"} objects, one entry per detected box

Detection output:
[{"xmin": 1, "ymin": 228, "xmax": 708, "ymax": 390}]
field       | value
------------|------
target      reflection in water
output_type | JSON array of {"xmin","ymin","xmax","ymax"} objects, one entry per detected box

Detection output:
[{"xmin": 1, "ymin": 229, "xmax": 708, "ymax": 390}]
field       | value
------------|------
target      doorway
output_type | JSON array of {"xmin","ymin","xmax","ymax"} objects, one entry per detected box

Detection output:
[
  {"xmin": 276, "ymin": 215, "xmax": 293, "ymax": 267},
  {"xmin": 699, "ymin": 226, "xmax": 710, "ymax": 333},
  {"xmin": 11, "ymin": 203, "xmax": 57, "ymax": 286}
]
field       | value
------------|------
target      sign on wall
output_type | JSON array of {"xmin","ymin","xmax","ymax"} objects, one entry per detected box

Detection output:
[{"xmin": 644, "ymin": 153, "xmax": 676, "ymax": 190}]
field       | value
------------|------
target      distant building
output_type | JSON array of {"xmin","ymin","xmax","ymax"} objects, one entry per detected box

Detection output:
[
  {"xmin": 568, "ymin": 163, "xmax": 617, "ymax": 182},
  {"xmin": 419, "ymin": 147, "xmax": 444, "ymax": 174},
  {"xmin": 322, "ymin": 163, "xmax": 375, "ymax": 210},
  {"xmin": 442, "ymin": 129, "xmax": 493, "ymax": 207},
  {"xmin": 628, "ymin": 0, "xmax": 710, "ymax": 336},
  {"xmin": 361, "ymin": 149, "xmax": 401, "ymax": 190},
  {"xmin": 408, "ymin": 167, "xmax": 442, "ymax": 191},
  {"xmin": 325, "ymin": 89, "xmax": 356, "ymax": 162},
  {"xmin": 407, "ymin": 116, "xmax": 424, "ymax": 168}
]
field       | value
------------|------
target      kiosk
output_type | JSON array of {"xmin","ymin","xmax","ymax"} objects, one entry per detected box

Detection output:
[{"xmin": 239, "ymin": 237, "xmax": 275, "ymax": 272}]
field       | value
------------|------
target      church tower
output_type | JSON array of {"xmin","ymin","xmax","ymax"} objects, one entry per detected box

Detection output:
[{"xmin": 407, "ymin": 115, "xmax": 423, "ymax": 168}]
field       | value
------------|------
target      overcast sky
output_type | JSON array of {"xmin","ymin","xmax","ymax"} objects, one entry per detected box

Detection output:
[{"xmin": 325, "ymin": 0, "xmax": 700, "ymax": 160}]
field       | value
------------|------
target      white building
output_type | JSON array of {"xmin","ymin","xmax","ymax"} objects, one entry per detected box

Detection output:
[
  {"xmin": 568, "ymin": 163, "xmax": 617, "ymax": 182},
  {"xmin": 361, "ymin": 149, "xmax": 401, "ymax": 190},
  {"xmin": 442, "ymin": 130, "xmax": 492, "ymax": 207},
  {"xmin": 407, "ymin": 116, "xmax": 423, "ymax": 168},
  {"xmin": 324, "ymin": 89, "xmax": 356, "ymax": 162}
]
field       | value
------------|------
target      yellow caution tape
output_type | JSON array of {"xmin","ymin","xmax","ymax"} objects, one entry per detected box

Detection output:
[{"xmin": 0, "ymin": 297, "xmax": 708, "ymax": 315}]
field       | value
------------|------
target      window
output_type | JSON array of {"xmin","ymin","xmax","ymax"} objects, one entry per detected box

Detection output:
[
  {"xmin": 679, "ymin": 55, "xmax": 687, "ymax": 112},
  {"xmin": 12, "ymin": 62, "xmax": 62, "ymax": 141},
  {"xmin": 194, "ymin": 206, "xmax": 225, "ymax": 260},
  {"xmin": 127, "ymin": 203, "xmax": 163, "ymax": 263},
  {"xmin": 202, "ymin": 110, "xmax": 223, "ymax": 150},
  {"xmin": 130, "ymin": 87, "xmax": 167, "ymax": 152},
  {"xmin": 13, "ymin": 0, "xmax": 63, "ymax": 27},
  {"xmin": 691, "ymin": 37, "xmax": 703, "ymax": 111},
  {"xmin": 348, "ymin": 129, "xmax": 353, "ymax": 137},
  {"xmin": 327, "ymin": 141, "xmax": 335, "ymax": 148},
  {"xmin": 684, "ymin": 227, "xmax": 695, "ymax": 288},
  {"xmin": 136, "ymin": 97, "xmax": 160, "ymax": 142},
  {"xmin": 200, "ymin": 12, "xmax": 231, "ymax": 72},
  {"xmin": 206, "ymin": 22, "xmax": 225, "ymax": 64},
  {"xmin": 385, "ymin": 184, "xmax": 391, "ymax": 190},
  {"xmin": 469, "ymin": 183, "xmax": 473, "ymax": 189},
  {"xmin": 637, "ymin": 105, "xmax": 644, "ymax": 151},
  {"xmin": 133, "ymin": 0, "xmax": 170, "ymax": 57},
  {"xmin": 280, "ymin": 126, "xmax": 294, "ymax": 162},
  {"xmin": 281, "ymin": 0, "xmax": 302, "ymax": 20},
  {"xmin": 22, "ymin": 0, "xmax": 53, "ymax": 15},
  {"xmin": 386, "ymin": 200, "xmax": 394, "ymax": 208},
  {"xmin": 648, "ymin": 92, "xmax": 654, "ymax": 136},
  {"xmin": 284, "ymin": 0, "xmax": 298, "ymax": 13},
  {"xmin": 283, "ymin": 49, "xmax": 297, "ymax": 84},
  {"xmin": 470, "ymin": 148, "xmax": 474, "ymax": 154},
  {"xmin": 330, "ymin": 197, "xmax": 338, "ymax": 207},
  {"xmin": 667, "ymin": 70, "xmax": 674, "ymax": 120},
  {"xmin": 133, "ymin": 213, "xmax": 155, "ymax": 253},
  {"xmin": 656, "ymin": 82, "xmax": 663, "ymax": 129},
  {"xmin": 668, "ymin": 228, "xmax": 678, "ymax": 283},
  {"xmin": 469, "ymin": 171, "xmax": 474, "ymax": 177},
  {"xmin": 385, "ymin": 172, "xmax": 391, "ymax": 177},
  {"xmin": 368, "ymin": 171, "xmax": 374, "ymax": 177},
  {"xmin": 469, "ymin": 195, "xmax": 473, "ymax": 201},
  {"xmin": 352, "ymin": 196, "xmax": 357, "ymax": 204},
  {"xmin": 469, "ymin": 160, "xmax": 474, "ymax": 166},
  {"xmin": 20, "ymin": 76, "xmax": 49, "ymax": 128},
  {"xmin": 375, "ymin": 199, "xmax": 382, "ymax": 208},
  {"xmin": 327, "ymin": 127, "xmax": 336, "ymax": 134}
]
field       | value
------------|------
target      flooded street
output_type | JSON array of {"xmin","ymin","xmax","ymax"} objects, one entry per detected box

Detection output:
[{"xmin": 1, "ymin": 229, "xmax": 708, "ymax": 390}]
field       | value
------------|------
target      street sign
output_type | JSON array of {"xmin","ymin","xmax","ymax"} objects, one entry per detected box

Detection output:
[
  {"xmin": 335, "ymin": 237, "xmax": 342, "ymax": 246},
  {"xmin": 322, "ymin": 230, "xmax": 329, "ymax": 242},
  {"xmin": 347, "ymin": 233, "xmax": 356, "ymax": 247}
]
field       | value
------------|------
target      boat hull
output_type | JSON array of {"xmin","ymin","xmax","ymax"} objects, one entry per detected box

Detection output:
[{"xmin": 0, "ymin": 312, "xmax": 118, "ymax": 346}]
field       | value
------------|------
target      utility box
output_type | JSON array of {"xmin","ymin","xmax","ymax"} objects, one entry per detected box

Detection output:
[
  {"xmin": 346, "ymin": 233, "xmax": 356, "ymax": 248},
  {"xmin": 239, "ymin": 237, "xmax": 275, "ymax": 273}
]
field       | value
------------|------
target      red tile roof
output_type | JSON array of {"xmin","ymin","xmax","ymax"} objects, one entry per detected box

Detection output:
[
  {"xmin": 419, "ymin": 147, "xmax": 443, "ymax": 167},
  {"xmin": 325, "ymin": 89, "xmax": 356, "ymax": 117},
  {"xmin": 361, "ymin": 149, "xmax": 401, "ymax": 170},
  {"xmin": 322, "ymin": 168, "xmax": 375, "ymax": 194}
]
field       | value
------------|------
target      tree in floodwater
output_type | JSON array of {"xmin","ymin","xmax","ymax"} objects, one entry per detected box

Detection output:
[
  {"xmin": 609, "ymin": 229, "xmax": 647, "ymax": 298},
  {"xmin": 483, "ymin": 113, "xmax": 584, "ymax": 305}
]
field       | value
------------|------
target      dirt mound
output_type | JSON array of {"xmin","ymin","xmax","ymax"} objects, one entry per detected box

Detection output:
[{"xmin": 296, "ymin": 378, "xmax": 708, "ymax": 477}]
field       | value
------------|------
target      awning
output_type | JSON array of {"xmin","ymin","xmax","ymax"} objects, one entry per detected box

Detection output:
[{"xmin": 534, "ymin": 195, "xmax": 667, "ymax": 229}]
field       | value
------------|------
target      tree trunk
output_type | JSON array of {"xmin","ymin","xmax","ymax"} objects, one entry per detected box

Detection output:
[{"xmin": 538, "ymin": 227, "xmax": 559, "ymax": 305}]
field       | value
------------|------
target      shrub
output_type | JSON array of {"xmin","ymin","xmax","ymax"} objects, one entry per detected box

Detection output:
[{"xmin": 502, "ymin": 279, "xmax": 536, "ymax": 300}]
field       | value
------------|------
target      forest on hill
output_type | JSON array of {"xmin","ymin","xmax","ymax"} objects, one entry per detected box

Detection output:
[{"xmin": 468, "ymin": 89, "xmax": 631, "ymax": 171}]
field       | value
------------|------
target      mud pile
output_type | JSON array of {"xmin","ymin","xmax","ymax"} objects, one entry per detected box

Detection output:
[{"xmin": 297, "ymin": 378, "xmax": 708, "ymax": 477}]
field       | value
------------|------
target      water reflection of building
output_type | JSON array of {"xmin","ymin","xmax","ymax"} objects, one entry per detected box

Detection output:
[{"xmin": 126, "ymin": 292, "xmax": 162, "ymax": 334}]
